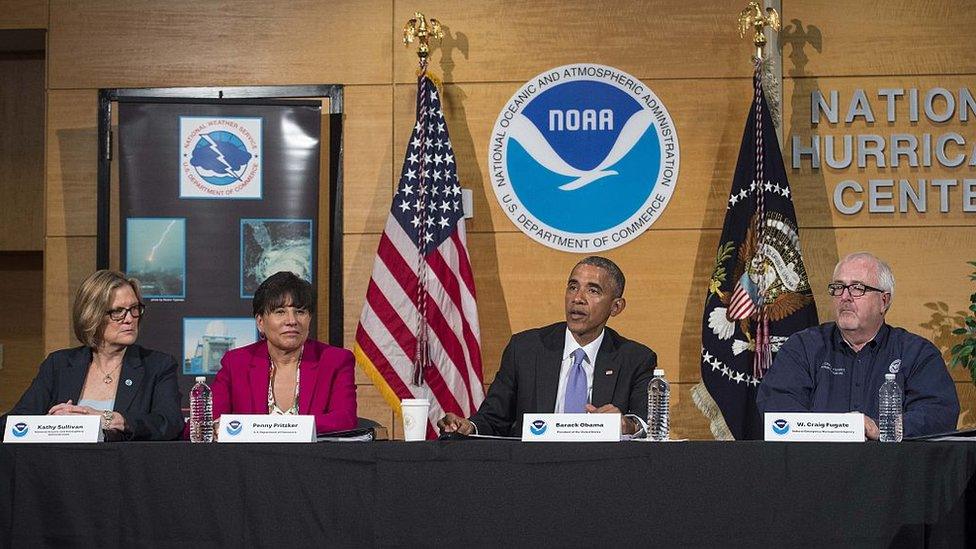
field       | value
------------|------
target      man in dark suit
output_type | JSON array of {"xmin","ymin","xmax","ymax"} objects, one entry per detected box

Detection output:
[{"xmin": 438, "ymin": 256, "xmax": 656, "ymax": 437}]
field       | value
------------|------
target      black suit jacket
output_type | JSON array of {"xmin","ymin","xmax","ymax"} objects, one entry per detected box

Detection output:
[
  {"xmin": 470, "ymin": 322, "xmax": 656, "ymax": 437},
  {"xmin": 3, "ymin": 344, "xmax": 184, "ymax": 441}
]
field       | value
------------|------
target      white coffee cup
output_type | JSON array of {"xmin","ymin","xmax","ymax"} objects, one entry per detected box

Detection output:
[{"xmin": 400, "ymin": 399, "xmax": 430, "ymax": 441}]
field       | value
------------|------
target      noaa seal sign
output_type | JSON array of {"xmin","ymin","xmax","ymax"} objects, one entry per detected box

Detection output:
[{"xmin": 489, "ymin": 64, "xmax": 679, "ymax": 252}]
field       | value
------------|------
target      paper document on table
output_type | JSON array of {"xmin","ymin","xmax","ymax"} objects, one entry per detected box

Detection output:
[
  {"xmin": 907, "ymin": 427, "xmax": 976, "ymax": 441},
  {"xmin": 316, "ymin": 428, "xmax": 375, "ymax": 442},
  {"xmin": 468, "ymin": 433, "xmax": 520, "ymax": 441}
]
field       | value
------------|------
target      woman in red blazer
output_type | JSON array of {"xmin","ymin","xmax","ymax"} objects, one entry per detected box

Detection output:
[{"xmin": 211, "ymin": 271, "xmax": 357, "ymax": 434}]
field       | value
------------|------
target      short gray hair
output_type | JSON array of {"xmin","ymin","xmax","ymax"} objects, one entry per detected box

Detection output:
[
  {"xmin": 575, "ymin": 256, "xmax": 625, "ymax": 298},
  {"xmin": 834, "ymin": 252, "xmax": 895, "ymax": 306}
]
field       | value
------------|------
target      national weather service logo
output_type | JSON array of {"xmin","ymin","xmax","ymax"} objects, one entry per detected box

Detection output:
[
  {"xmin": 11, "ymin": 422, "xmax": 29, "ymax": 438},
  {"xmin": 771, "ymin": 419, "xmax": 790, "ymax": 435},
  {"xmin": 225, "ymin": 420, "xmax": 243, "ymax": 436},
  {"xmin": 529, "ymin": 419, "xmax": 548, "ymax": 435},
  {"xmin": 489, "ymin": 64, "xmax": 679, "ymax": 252},
  {"xmin": 180, "ymin": 117, "xmax": 262, "ymax": 199}
]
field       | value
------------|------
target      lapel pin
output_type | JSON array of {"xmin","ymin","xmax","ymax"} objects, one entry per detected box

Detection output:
[
  {"xmin": 125, "ymin": 379, "xmax": 133, "ymax": 386},
  {"xmin": 604, "ymin": 370, "xmax": 614, "ymax": 375}
]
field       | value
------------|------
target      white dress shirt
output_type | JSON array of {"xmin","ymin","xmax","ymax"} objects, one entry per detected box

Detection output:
[{"xmin": 554, "ymin": 328, "xmax": 605, "ymax": 413}]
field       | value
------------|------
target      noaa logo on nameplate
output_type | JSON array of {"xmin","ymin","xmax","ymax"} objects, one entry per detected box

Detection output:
[
  {"xmin": 11, "ymin": 422, "xmax": 28, "ymax": 438},
  {"xmin": 529, "ymin": 419, "xmax": 548, "ymax": 435},
  {"xmin": 771, "ymin": 419, "xmax": 790, "ymax": 435},
  {"xmin": 489, "ymin": 64, "xmax": 679, "ymax": 252},
  {"xmin": 225, "ymin": 420, "xmax": 243, "ymax": 436},
  {"xmin": 180, "ymin": 117, "xmax": 262, "ymax": 199}
]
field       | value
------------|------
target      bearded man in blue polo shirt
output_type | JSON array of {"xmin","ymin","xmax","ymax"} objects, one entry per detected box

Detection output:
[{"xmin": 757, "ymin": 252, "xmax": 959, "ymax": 439}]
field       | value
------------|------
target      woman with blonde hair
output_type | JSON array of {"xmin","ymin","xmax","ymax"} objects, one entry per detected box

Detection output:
[{"xmin": 3, "ymin": 270, "xmax": 183, "ymax": 440}]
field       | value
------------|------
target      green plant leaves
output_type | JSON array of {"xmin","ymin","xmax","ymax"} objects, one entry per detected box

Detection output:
[{"xmin": 948, "ymin": 261, "xmax": 976, "ymax": 385}]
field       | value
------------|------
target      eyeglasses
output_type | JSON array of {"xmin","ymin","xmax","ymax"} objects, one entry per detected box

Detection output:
[
  {"xmin": 827, "ymin": 283, "xmax": 886, "ymax": 298},
  {"xmin": 105, "ymin": 303, "xmax": 145, "ymax": 321}
]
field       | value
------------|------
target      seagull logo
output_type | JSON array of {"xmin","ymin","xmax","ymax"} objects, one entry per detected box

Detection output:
[
  {"xmin": 772, "ymin": 419, "xmax": 790, "ymax": 435},
  {"xmin": 529, "ymin": 419, "xmax": 548, "ymax": 436},
  {"xmin": 12, "ymin": 422, "xmax": 29, "ymax": 437},
  {"xmin": 226, "ymin": 420, "xmax": 243, "ymax": 436},
  {"xmin": 490, "ymin": 64, "xmax": 679, "ymax": 253},
  {"xmin": 508, "ymin": 110, "xmax": 655, "ymax": 191}
]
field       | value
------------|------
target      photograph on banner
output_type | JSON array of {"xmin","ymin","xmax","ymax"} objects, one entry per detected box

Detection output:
[
  {"xmin": 179, "ymin": 116, "xmax": 263, "ymax": 199},
  {"xmin": 182, "ymin": 317, "xmax": 259, "ymax": 375},
  {"xmin": 240, "ymin": 218, "xmax": 313, "ymax": 298},
  {"xmin": 125, "ymin": 217, "xmax": 186, "ymax": 300}
]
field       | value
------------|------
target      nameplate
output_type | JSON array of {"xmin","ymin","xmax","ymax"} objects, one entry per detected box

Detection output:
[
  {"xmin": 521, "ymin": 413, "xmax": 621, "ymax": 442},
  {"xmin": 764, "ymin": 412, "xmax": 865, "ymax": 442},
  {"xmin": 218, "ymin": 414, "xmax": 315, "ymax": 443},
  {"xmin": 4, "ymin": 415, "xmax": 103, "ymax": 443}
]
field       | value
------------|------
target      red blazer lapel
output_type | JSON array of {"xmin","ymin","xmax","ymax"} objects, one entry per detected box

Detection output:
[
  {"xmin": 248, "ymin": 340, "xmax": 271, "ymax": 414},
  {"xmin": 298, "ymin": 340, "xmax": 322, "ymax": 415}
]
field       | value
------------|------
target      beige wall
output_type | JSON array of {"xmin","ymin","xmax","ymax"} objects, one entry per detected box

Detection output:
[
  {"xmin": 0, "ymin": 28, "xmax": 45, "ymax": 410},
  {"xmin": 2, "ymin": 1, "xmax": 974, "ymax": 436},
  {"xmin": 784, "ymin": 0, "xmax": 976, "ymax": 427}
]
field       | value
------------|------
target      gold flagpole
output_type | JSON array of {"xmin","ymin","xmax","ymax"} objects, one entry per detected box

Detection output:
[
  {"xmin": 739, "ymin": 2, "xmax": 783, "ymax": 130},
  {"xmin": 401, "ymin": 11, "xmax": 445, "ymax": 386},
  {"xmin": 737, "ymin": 1, "xmax": 780, "ymax": 61},
  {"xmin": 403, "ymin": 12, "xmax": 444, "ymax": 73}
]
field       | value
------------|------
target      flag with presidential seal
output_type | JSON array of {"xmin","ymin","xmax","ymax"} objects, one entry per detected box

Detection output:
[{"xmin": 693, "ymin": 63, "xmax": 819, "ymax": 440}]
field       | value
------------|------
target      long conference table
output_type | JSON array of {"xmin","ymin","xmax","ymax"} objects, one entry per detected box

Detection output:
[{"xmin": 1, "ymin": 439, "xmax": 975, "ymax": 548}]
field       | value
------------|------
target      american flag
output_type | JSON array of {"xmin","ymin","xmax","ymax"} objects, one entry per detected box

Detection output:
[
  {"xmin": 353, "ymin": 73, "xmax": 485, "ymax": 440},
  {"xmin": 727, "ymin": 275, "xmax": 759, "ymax": 320}
]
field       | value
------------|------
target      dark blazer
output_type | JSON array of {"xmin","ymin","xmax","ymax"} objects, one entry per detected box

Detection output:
[
  {"xmin": 470, "ymin": 322, "xmax": 656, "ymax": 437},
  {"xmin": 3, "ymin": 344, "xmax": 184, "ymax": 441},
  {"xmin": 211, "ymin": 338, "xmax": 357, "ymax": 434}
]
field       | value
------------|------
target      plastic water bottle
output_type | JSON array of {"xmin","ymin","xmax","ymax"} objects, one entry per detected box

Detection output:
[
  {"xmin": 189, "ymin": 376, "xmax": 214, "ymax": 443},
  {"xmin": 878, "ymin": 373, "xmax": 903, "ymax": 442},
  {"xmin": 647, "ymin": 369, "xmax": 670, "ymax": 441}
]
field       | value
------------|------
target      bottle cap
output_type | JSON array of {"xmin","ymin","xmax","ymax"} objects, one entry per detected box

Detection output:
[
  {"xmin": 195, "ymin": 376, "xmax": 206, "ymax": 382},
  {"xmin": 653, "ymin": 369, "xmax": 665, "ymax": 377},
  {"xmin": 885, "ymin": 373, "xmax": 896, "ymax": 380}
]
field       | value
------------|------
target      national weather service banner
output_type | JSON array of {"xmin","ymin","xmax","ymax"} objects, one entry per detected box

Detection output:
[
  {"xmin": 118, "ymin": 99, "xmax": 321, "ymax": 401},
  {"xmin": 489, "ymin": 64, "xmax": 679, "ymax": 252}
]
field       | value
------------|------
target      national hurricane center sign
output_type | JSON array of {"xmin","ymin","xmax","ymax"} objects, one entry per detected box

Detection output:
[
  {"xmin": 792, "ymin": 87, "xmax": 976, "ymax": 214},
  {"xmin": 490, "ymin": 64, "xmax": 679, "ymax": 252}
]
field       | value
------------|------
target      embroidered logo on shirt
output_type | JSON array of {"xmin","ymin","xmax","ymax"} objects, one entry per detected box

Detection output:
[
  {"xmin": 820, "ymin": 361, "xmax": 845, "ymax": 375},
  {"xmin": 889, "ymin": 359, "xmax": 901, "ymax": 374}
]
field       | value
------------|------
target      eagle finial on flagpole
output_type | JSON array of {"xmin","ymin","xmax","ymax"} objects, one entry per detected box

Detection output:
[
  {"xmin": 403, "ymin": 12, "xmax": 444, "ymax": 70},
  {"xmin": 737, "ymin": 2, "xmax": 780, "ymax": 60}
]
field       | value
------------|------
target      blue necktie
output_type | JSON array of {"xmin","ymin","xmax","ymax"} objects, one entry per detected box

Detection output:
[{"xmin": 564, "ymin": 348, "xmax": 588, "ymax": 413}]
